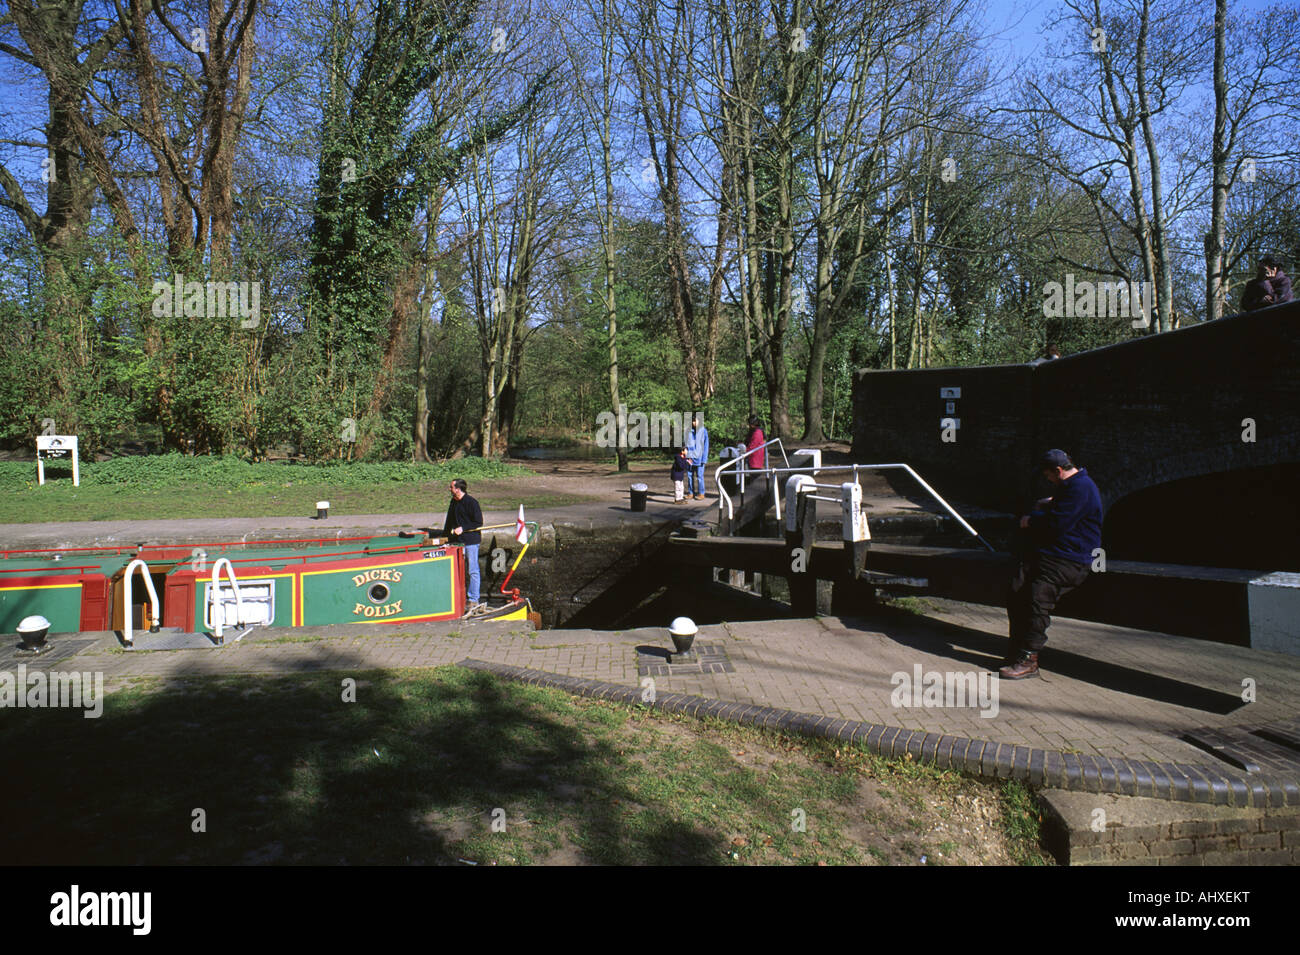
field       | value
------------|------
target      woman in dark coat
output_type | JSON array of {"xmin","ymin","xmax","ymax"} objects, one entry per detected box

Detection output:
[{"xmin": 1241, "ymin": 255, "xmax": 1293, "ymax": 311}]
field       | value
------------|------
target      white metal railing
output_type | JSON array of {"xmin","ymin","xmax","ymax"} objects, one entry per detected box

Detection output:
[
  {"xmin": 713, "ymin": 437, "xmax": 789, "ymax": 505},
  {"xmin": 122, "ymin": 558, "xmax": 160, "ymax": 646},
  {"xmin": 208, "ymin": 557, "xmax": 247, "ymax": 640},
  {"xmin": 716, "ymin": 459, "xmax": 994, "ymax": 552}
]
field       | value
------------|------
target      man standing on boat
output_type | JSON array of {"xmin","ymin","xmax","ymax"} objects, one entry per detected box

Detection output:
[{"xmin": 444, "ymin": 479, "xmax": 484, "ymax": 616}]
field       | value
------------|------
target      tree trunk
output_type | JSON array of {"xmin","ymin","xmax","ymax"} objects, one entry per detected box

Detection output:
[
  {"xmin": 355, "ymin": 251, "xmax": 421, "ymax": 458},
  {"xmin": 413, "ymin": 310, "xmax": 432, "ymax": 463},
  {"xmin": 1206, "ymin": 0, "xmax": 1229, "ymax": 322},
  {"xmin": 802, "ymin": 242, "xmax": 834, "ymax": 443},
  {"xmin": 1135, "ymin": 0, "xmax": 1173, "ymax": 332},
  {"xmin": 598, "ymin": 0, "xmax": 627, "ymax": 472},
  {"xmin": 495, "ymin": 334, "xmax": 524, "ymax": 456}
]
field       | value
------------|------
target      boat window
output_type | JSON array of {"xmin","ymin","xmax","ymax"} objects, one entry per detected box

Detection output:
[{"xmin": 367, "ymin": 583, "xmax": 390, "ymax": 603}]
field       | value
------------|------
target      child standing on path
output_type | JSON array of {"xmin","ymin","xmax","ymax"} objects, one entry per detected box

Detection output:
[{"xmin": 671, "ymin": 447, "xmax": 689, "ymax": 503}]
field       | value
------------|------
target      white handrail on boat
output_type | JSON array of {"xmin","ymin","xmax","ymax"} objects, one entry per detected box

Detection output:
[
  {"xmin": 209, "ymin": 557, "xmax": 246, "ymax": 640},
  {"xmin": 122, "ymin": 558, "xmax": 160, "ymax": 646}
]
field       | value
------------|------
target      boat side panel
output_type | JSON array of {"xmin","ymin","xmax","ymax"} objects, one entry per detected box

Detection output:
[
  {"xmin": 0, "ymin": 578, "xmax": 84, "ymax": 634},
  {"xmin": 300, "ymin": 552, "xmax": 460, "ymax": 626},
  {"xmin": 183, "ymin": 568, "xmax": 299, "ymax": 633}
]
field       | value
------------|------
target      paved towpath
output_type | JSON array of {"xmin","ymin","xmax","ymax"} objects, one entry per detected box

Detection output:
[
  {"xmin": 0, "ymin": 499, "xmax": 716, "ymax": 551},
  {"xmin": 0, "ymin": 455, "xmax": 975, "ymax": 551},
  {"xmin": 24, "ymin": 599, "xmax": 1297, "ymax": 777}
]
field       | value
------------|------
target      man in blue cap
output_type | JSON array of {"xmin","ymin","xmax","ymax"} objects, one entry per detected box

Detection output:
[{"xmin": 1002, "ymin": 449, "xmax": 1103, "ymax": 679}]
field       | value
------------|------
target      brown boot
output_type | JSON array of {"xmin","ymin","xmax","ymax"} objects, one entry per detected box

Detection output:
[{"xmin": 999, "ymin": 652, "xmax": 1039, "ymax": 680}]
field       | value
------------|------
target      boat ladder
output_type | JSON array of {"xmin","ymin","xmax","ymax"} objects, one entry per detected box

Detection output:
[
  {"xmin": 206, "ymin": 557, "xmax": 254, "ymax": 643},
  {"xmin": 122, "ymin": 558, "xmax": 161, "ymax": 647}
]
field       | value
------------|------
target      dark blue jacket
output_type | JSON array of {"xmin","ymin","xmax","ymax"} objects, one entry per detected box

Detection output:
[
  {"xmin": 670, "ymin": 454, "xmax": 689, "ymax": 481},
  {"xmin": 1028, "ymin": 468, "xmax": 1102, "ymax": 565},
  {"xmin": 444, "ymin": 494, "xmax": 483, "ymax": 546}
]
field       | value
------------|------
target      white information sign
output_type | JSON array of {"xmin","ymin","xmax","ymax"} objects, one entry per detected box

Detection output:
[{"xmin": 36, "ymin": 434, "xmax": 79, "ymax": 486}]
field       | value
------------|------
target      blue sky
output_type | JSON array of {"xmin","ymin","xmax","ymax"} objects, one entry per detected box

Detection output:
[
  {"xmin": 0, "ymin": 0, "xmax": 1289, "ymax": 223},
  {"xmin": 980, "ymin": 0, "xmax": 1282, "ymax": 57}
]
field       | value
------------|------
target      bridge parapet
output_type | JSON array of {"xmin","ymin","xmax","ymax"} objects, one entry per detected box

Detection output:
[{"xmin": 852, "ymin": 302, "xmax": 1300, "ymax": 517}]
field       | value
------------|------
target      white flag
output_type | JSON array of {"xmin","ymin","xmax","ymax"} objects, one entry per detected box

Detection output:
[{"xmin": 515, "ymin": 505, "xmax": 528, "ymax": 544}]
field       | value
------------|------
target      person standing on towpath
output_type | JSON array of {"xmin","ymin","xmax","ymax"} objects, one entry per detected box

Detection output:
[{"xmin": 1002, "ymin": 449, "xmax": 1103, "ymax": 680}]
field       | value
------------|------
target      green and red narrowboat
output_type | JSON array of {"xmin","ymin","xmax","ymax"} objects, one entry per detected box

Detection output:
[{"xmin": 0, "ymin": 527, "xmax": 537, "ymax": 646}]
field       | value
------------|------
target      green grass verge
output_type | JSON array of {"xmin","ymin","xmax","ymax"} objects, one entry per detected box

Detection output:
[
  {"xmin": 0, "ymin": 454, "xmax": 576, "ymax": 523},
  {"xmin": 880, "ymin": 595, "xmax": 939, "ymax": 615},
  {"xmin": 0, "ymin": 668, "xmax": 1049, "ymax": 865},
  {"xmin": 999, "ymin": 779, "xmax": 1052, "ymax": 866}
]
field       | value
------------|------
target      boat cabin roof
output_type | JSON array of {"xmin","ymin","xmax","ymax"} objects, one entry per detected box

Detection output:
[
  {"xmin": 0, "ymin": 555, "xmax": 131, "ymax": 576},
  {"xmin": 0, "ymin": 535, "xmax": 428, "ymax": 577}
]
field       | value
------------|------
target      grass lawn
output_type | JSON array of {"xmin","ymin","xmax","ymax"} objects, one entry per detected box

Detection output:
[
  {"xmin": 0, "ymin": 667, "xmax": 1050, "ymax": 865},
  {"xmin": 0, "ymin": 483, "xmax": 593, "ymax": 524},
  {"xmin": 0, "ymin": 455, "xmax": 593, "ymax": 523}
]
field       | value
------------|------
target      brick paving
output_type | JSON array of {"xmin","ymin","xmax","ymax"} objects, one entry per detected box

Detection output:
[{"xmin": 20, "ymin": 596, "xmax": 1299, "ymax": 807}]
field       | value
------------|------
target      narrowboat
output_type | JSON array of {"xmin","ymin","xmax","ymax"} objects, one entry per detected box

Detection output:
[{"xmin": 0, "ymin": 524, "xmax": 538, "ymax": 647}]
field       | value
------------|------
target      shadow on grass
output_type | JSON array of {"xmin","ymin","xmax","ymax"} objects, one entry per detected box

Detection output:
[{"xmin": 0, "ymin": 664, "xmax": 723, "ymax": 865}]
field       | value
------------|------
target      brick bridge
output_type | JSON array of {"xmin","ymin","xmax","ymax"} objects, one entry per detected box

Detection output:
[{"xmin": 851, "ymin": 301, "xmax": 1300, "ymax": 570}]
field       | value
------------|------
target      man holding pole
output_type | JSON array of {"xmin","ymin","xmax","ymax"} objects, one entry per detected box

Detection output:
[{"xmin": 444, "ymin": 479, "xmax": 484, "ymax": 616}]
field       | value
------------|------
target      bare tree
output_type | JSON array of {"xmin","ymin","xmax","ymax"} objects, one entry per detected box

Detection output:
[
  {"xmin": 1206, "ymin": 0, "xmax": 1300, "ymax": 321},
  {"xmin": 0, "ymin": 0, "xmax": 127, "ymax": 386},
  {"xmin": 563, "ymin": 0, "xmax": 630, "ymax": 469},
  {"xmin": 3, "ymin": 0, "xmax": 261, "ymax": 450},
  {"xmin": 1005, "ymin": 0, "xmax": 1208, "ymax": 333},
  {"xmin": 800, "ymin": 0, "xmax": 983, "ymax": 435},
  {"xmin": 457, "ymin": 28, "xmax": 578, "ymax": 457},
  {"xmin": 713, "ymin": 1, "xmax": 809, "ymax": 440},
  {"xmin": 620, "ymin": 0, "xmax": 723, "ymax": 411}
]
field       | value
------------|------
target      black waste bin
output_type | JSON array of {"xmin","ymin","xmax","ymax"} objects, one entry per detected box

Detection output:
[{"xmin": 630, "ymin": 483, "xmax": 649, "ymax": 512}]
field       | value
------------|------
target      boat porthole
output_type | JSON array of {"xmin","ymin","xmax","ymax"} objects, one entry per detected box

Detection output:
[{"xmin": 367, "ymin": 583, "xmax": 390, "ymax": 603}]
